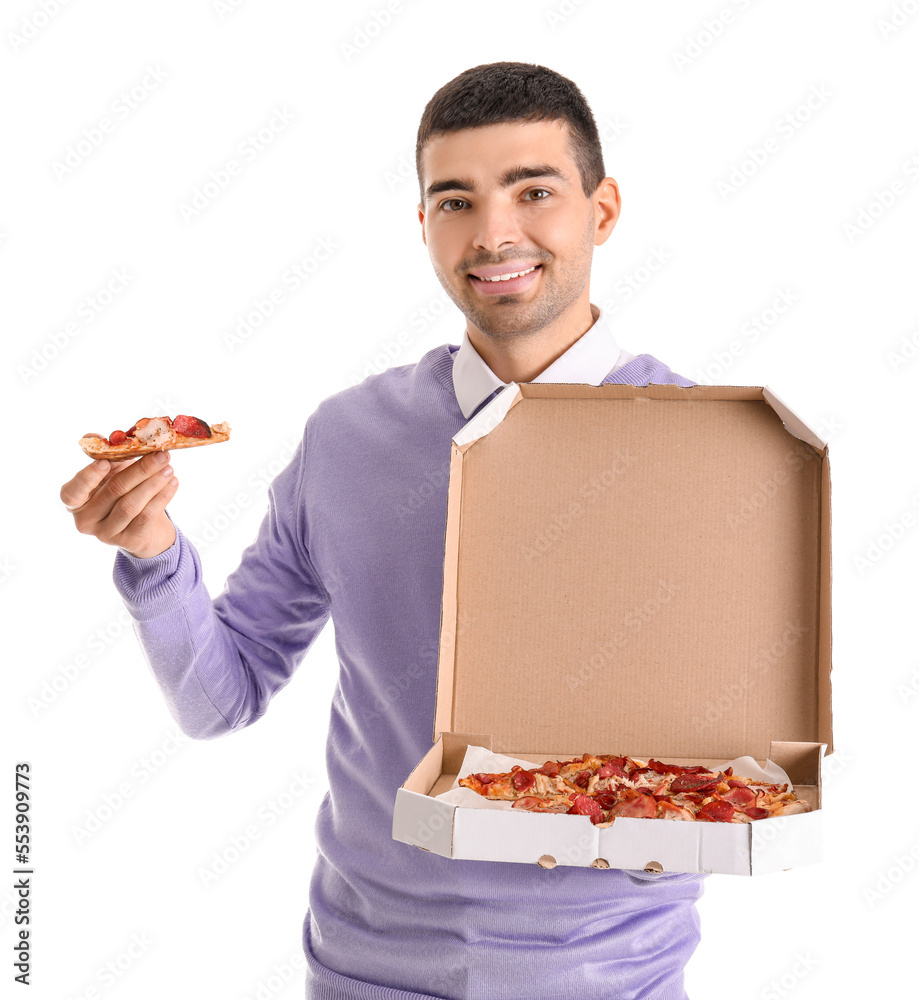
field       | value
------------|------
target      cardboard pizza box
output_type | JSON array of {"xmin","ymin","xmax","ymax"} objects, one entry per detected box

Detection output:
[{"xmin": 392, "ymin": 383, "xmax": 832, "ymax": 876}]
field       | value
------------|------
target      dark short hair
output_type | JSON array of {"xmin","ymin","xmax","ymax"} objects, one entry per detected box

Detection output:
[{"xmin": 416, "ymin": 61, "xmax": 606, "ymax": 204}]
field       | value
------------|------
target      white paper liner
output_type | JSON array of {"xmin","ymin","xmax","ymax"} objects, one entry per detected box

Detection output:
[{"xmin": 434, "ymin": 745, "xmax": 794, "ymax": 811}]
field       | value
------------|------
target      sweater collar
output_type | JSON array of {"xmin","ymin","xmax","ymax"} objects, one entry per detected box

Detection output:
[{"xmin": 451, "ymin": 304, "xmax": 634, "ymax": 419}]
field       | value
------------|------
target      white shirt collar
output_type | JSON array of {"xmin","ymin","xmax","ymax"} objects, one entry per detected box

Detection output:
[{"xmin": 452, "ymin": 304, "xmax": 635, "ymax": 419}]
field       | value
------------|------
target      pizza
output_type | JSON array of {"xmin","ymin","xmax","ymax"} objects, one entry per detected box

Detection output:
[
  {"xmin": 79, "ymin": 415, "xmax": 230, "ymax": 460},
  {"xmin": 458, "ymin": 753, "xmax": 812, "ymax": 826}
]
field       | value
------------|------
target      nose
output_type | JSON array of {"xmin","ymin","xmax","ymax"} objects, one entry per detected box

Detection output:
[{"xmin": 472, "ymin": 196, "xmax": 522, "ymax": 254}]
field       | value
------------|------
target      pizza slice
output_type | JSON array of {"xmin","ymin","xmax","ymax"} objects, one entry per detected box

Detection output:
[
  {"xmin": 80, "ymin": 415, "xmax": 230, "ymax": 460},
  {"xmin": 458, "ymin": 764, "xmax": 578, "ymax": 813}
]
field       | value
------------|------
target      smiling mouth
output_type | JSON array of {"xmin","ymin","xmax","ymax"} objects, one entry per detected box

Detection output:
[{"xmin": 470, "ymin": 265, "xmax": 541, "ymax": 282}]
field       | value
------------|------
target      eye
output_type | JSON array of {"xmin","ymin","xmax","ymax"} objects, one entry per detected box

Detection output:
[
  {"xmin": 440, "ymin": 198, "xmax": 469, "ymax": 212},
  {"xmin": 526, "ymin": 188, "xmax": 552, "ymax": 201}
]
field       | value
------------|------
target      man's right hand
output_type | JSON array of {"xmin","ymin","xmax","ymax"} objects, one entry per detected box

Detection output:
[{"xmin": 60, "ymin": 451, "xmax": 179, "ymax": 559}]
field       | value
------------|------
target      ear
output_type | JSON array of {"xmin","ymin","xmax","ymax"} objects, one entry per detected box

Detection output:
[
  {"xmin": 592, "ymin": 177, "xmax": 621, "ymax": 247},
  {"xmin": 418, "ymin": 204, "xmax": 427, "ymax": 247}
]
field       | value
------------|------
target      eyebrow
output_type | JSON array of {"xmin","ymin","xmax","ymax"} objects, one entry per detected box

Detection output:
[{"xmin": 424, "ymin": 164, "xmax": 570, "ymax": 203}]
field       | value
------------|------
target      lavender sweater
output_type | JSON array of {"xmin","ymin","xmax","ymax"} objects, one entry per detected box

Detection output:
[{"xmin": 114, "ymin": 345, "xmax": 704, "ymax": 1000}]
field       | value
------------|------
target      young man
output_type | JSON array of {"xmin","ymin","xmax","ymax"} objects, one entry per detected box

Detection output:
[{"xmin": 61, "ymin": 63, "xmax": 702, "ymax": 999}]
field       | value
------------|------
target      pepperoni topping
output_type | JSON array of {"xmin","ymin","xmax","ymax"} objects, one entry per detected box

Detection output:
[
  {"xmin": 173, "ymin": 414, "xmax": 211, "ymax": 438},
  {"xmin": 567, "ymin": 794, "xmax": 604, "ymax": 825},
  {"xmin": 609, "ymin": 790, "xmax": 657, "ymax": 819},
  {"xmin": 512, "ymin": 796, "xmax": 546, "ymax": 810},
  {"xmin": 597, "ymin": 761, "xmax": 626, "ymax": 779},
  {"xmin": 109, "ymin": 430, "xmax": 127, "ymax": 446},
  {"xmin": 698, "ymin": 798, "xmax": 734, "ymax": 823},
  {"xmin": 722, "ymin": 785, "xmax": 756, "ymax": 807},
  {"xmin": 670, "ymin": 773, "xmax": 719, "ymax": 794},
  {"xmin": 511, "ymin": 769, "xmax": 535, "ymax": 792},
  {"xmin": 744, "ymin": 807, "xmax": 769, "ymax": 820},
  {"xmin": 535, "ymin": 760, "xmax": 561, "ymax": 777},
  {"xmin": 574, "ymin": 769, "xmax": 592, "ymax": 788},
  {"xmin": 646, "ymin": 759, "xmax": 689, "ymax": 776},
  {"xmin": 472, "ymin": 773, "xmax": 494, "ymax": 785}
]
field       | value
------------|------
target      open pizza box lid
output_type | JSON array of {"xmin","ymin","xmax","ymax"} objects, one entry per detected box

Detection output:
[{"xmin": 393, "ymin": 383, "xmax": 832, "ymax": 875}]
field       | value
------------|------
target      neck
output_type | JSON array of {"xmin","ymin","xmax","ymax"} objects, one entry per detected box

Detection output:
[{"xmin": 466, "ymin": 298, "xmax": 599, "ymax": 384}]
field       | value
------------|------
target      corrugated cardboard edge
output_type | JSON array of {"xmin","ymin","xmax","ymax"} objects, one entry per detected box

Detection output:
[
  {"xmin": 762, "ymin": 386, "xmax": 827, "ymax": 451},
  {"xmin": 435, "ymin": 388, "xmax": 525, "ymax": 740},
  {"xmin": 819, "ymin": 454, "xmax": 833, "ymax": 756},
  {"xmin": 760, "ymin": 387, "xmax": 833, "ymax": 758},
  {"xmin": 394, "ymin": 733, "xmax": 494, "ymax": 857},
  {"xmin": 759, "ymin": 386, "xmax": 833, "ymax": 759}
]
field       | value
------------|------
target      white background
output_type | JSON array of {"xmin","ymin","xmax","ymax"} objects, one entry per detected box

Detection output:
[{"xmin": 4, "ymin": 1, "xmax": 918, "ymax": 997}]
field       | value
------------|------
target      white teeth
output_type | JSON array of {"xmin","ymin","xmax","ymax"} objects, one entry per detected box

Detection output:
[{"xmin": 476, "ymin": 266, "xmax": 538, "ymax": 282}]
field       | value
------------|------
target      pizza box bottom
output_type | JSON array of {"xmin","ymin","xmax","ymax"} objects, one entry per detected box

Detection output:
[{"xmin": 392, "ymin": 732, "xmax": 825, "ymax": 876}]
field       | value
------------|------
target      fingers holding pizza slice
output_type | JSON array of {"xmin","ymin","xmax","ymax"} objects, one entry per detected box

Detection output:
[{"xmin": 80, "ymin": 415, "xmax": 231, "ymax": 461}]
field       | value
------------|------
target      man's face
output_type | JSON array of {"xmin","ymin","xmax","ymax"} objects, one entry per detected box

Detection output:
[{"xmin": 417, "ymin": 120, "xmax": 618, "ymax": 343}]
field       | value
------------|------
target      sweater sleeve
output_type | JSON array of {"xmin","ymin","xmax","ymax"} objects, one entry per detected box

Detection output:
[{"xmin": 112, "ymin": 424, "xmax": 331, "ymax": 739}]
